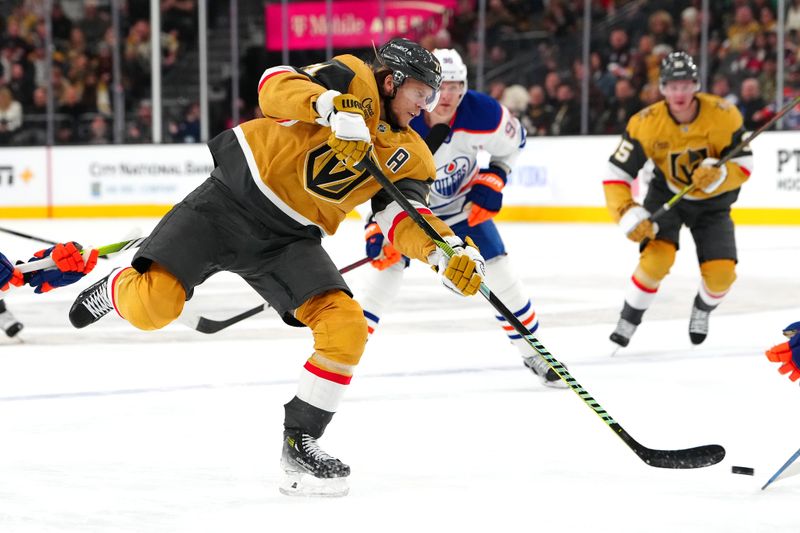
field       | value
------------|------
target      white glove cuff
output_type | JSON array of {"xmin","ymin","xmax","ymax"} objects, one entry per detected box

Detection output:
[
  {"xmin": 619, "ymin": 206, "xmax": 651, "ymax": 237},
  {"xmin": 698, "ymin": 157, "xmax": 728, "ymax": 193},
  {"xmin": 331, "ymin": 111, "xmax": 371, "ymax": 141},
  {"xmin": 314, "ymin": 89, "xmax": 341, "ymax": 127}
]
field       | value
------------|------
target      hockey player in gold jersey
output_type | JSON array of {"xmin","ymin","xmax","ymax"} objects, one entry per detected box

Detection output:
[
  {"xmin": 603, "ymin": 51, "xmax": 753, "ymax": 349},
  {"xmin": 68, "ymin": 38, "xmax": 486, "ymax": 497}
]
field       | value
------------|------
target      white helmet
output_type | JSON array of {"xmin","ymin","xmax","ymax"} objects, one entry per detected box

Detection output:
[{"xmin": 433, "ymin": 48, "xmax": 468, "ymax": 99}]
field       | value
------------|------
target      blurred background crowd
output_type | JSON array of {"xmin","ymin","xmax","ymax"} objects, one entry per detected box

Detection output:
[{"xmin": 0, "ymin": 0, "xmax": 796, "ymax": 145}]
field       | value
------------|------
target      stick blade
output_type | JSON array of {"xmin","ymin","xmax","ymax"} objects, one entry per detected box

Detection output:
[
  {"xmin": 194, "ymin": 304, "xmax": 265, "ymax": 334},
  {"xmin": 635, "ymin": 444, "xmax": 726, "ymax": 469}
]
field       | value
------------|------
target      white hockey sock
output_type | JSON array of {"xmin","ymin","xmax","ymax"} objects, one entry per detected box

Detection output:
[
  {"xmin": 296, "ymin": 357, "xmax": 355, "ymax": 414},
  {"xmin": 697, "ymin": 279, "xmax": 728, "ymax": 308},
  {"xmin": 624, "ymin": 274, "xmax": 658, "ymax": 312},
  {"xmin": 485, "ymin": 255, "xmax": 539, "ymax": 357}
]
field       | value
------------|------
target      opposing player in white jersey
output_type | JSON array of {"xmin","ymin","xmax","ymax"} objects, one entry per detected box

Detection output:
[{"xmin": 358, "ymin": 48, "xmax": 566, "ymax": 387}]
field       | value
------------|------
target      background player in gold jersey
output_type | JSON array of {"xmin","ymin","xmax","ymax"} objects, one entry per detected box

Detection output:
[
  {"xmin": 602, "ymin": 51, "xmax": 754, "ymax": 349},
  {"xmin": 67, "ymin": 38, "xmax": 486, "ymax": 497}
]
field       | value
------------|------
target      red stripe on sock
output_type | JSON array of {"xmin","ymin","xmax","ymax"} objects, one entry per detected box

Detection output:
[
  {"xmin": 631, "ymin": 275, "xmax": 658, "ymax": 294},
  {"xmin": 303, "ymin": 361, "xmax": 352, "ymax": 385}
]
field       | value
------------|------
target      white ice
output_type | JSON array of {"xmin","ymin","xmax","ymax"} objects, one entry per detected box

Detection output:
[{"xmin": 0, "ymin": 218, "xmax": 799, "ymax": 533}]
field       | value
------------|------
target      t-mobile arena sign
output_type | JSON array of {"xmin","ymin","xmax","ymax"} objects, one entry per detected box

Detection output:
[{"xmin": 265, "ymin": 0, "xmax": 456, "ymax": 50}]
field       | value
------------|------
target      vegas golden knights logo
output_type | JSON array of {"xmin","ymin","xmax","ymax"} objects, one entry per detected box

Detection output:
[
  {"xmin": 669, "ymin": 148, "xmax": 708, "ymax": 186},
  {"xmin": 305, "ymin": 144, "xmax": 371, "ymax": 202}
]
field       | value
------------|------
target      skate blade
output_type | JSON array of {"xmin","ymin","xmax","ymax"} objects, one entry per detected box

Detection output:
[
  {"xmin": 542, "ymin": 378, "xmax": 568, "ymax": 389},
  {"xmin": 279, "ymin": 470, "xmax": 349, "ymax": 498}
]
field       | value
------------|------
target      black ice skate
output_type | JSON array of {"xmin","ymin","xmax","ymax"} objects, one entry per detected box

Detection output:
[
  {"xmin": 68, "ymin": 268, "xmax": 120, "ymax": 328},
  {"xmin": 523, "ymin": 355, "xmax": 567, "ymax": 388},
  {"xmin": 279, "ymin": 430, "xmax": 350, "ymax": 497},
  {"xmin": 689, "ymin": 303, "xmax": 711, "ymax": 345},
  {"xmin": 610, "ymin": 317, "xmax": 638, "ymax": 348},
  {"xmin": 0, "ymin": 301, "xmax": 23, "ymax": 337}
]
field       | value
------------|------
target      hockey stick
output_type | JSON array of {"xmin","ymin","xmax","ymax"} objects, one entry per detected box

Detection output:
[
  {"xmin": 650, "ymin": 94, "xmax": 800, "ymax": 223},
  {"xmin": 761, "ymin": 447, "xmax": 800, "ymax": 490},
  {"xmin": 0, "ymin": 225, "xmax": 118, "ymax": 260},
  {"xmin": 16, "ymin": 237, "xmax": 147, "ymax": 274},
  {"xmin": 360, "ymin": 155, "xmax": 725, "ymax": 469},
  {"xmin": 424, "ymin": 123, "xmax": 451, "ymax": 153},
  {"xmin": 0, "ymin": 237, "xmax": 146, "ymax": 300},
  {"xmin": 0, "ymin": 225, "xmax": 60, "ymax": 245},
  {"xmin": 183, "ymin": 256, "xmax": 371, "ymax": 334}
]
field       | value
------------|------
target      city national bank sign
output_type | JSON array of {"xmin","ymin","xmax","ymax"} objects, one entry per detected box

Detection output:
[{"xmin": 265, "ymin": 0, "xmax": 456, "ymax": 50}]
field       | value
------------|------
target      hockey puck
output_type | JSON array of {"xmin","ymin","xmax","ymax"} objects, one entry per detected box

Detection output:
[{"xmin": 731, "ymin": 466, "xmax": 754, "ymax": 476}]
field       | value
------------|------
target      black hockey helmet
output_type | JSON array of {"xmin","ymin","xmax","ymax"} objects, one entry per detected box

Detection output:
[
  {"xmin": 375, "ymin": 38, "xmax": 442, "ymax": 111},
  {"xmin": 659, "ymin": 51, "xmax": 699, "ymax": 87}
]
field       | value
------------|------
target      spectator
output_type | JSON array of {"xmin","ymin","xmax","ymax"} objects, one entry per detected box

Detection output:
[
  {"xmin": 648, "ymin": 10, "xmax": 677, "ymax": 47},
  {"xmin": 78, "ymin": 0, "xmax": 110, "ymax": 46},
  {"xmin": 0, "ymin": 87, "xmax": 23, "ymax": 144},
  {"xmin": 543, "ymin": 70, "xmax": 561, "ymax": 107},
  {"xmin": 788, "ymin": 0, "xmax": 800, "ymax": 33},
  {"xmin": 161, "ymin": 0, "xmax": 197, "ymax": 43},
  {"xmin": 726, "ymin": 5, "xmax": 760, "ymax": 52},
  {"xmin": 677, "ymin": 6, "xmax": 701, "ymax": 55},
  {"xmin": 126, "ymin": 99, "xmax": 153, "ymax": 143},
  {"xmin": 738, "ymin": 77, "xmax": 770, "ymax": 130},
  {"xmin": 523, "ymin": 84, "xmax": 553, "ymax": 136},
  {"xmin": 500, "ymin": 84, "xmax": 529, "ymax": 119},
  {"xmin": 711, "ymin": 74, "xmax": 739, "ymax": 105},
  {"xmin": 168, "ymin": 101, "xmax": 201, "ymax": 143},
  {"xmin": 550, "ymin": 82, "xmax": 580, "ymax": 135},
  {"xmin": 601, "ymin": 77, "xmax": 642, "ymax": 134},
  {"xmin": 605, "ymin": 28, "xmax": 633, "ymax": 80},
  {"xmin": 87, "ymin": 115, "xmax": 110, "ymax": 144}
]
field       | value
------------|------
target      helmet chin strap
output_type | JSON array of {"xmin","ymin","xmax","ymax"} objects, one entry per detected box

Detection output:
[{"xmin": 381, "ymin": 75, "xmax": 403, "ymax": 130}]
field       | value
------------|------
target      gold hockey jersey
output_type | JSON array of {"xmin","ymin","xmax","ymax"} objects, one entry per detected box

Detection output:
[
  {"xmin": 603, "ymin": 93, "xmax": 754, "ymax": 221},
  {"xmin": 207, "ymin": 54, "xmax": 453, "ymax": 262}
]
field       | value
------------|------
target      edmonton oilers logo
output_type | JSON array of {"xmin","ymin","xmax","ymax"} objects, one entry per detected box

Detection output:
[{"xmin": 433, "ymin": 156, "xmax": 470, "ymax": 197}]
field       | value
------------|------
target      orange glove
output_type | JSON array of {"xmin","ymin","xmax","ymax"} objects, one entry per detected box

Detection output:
[
  {"xmin": 0, "ymin": 252, "xmax": 23, "ymax": 291},
  {"xmin": 466, "ymin": 166, "xmax": 506, "ymax": 227},
  {"xmin": 365, "ymin": 222, "xmax": 403, "ymax": 270},
  {"xmin": 27, "ymin": 242, "xmax": 99, "ymax": 293},
  {"xmin": 766, "ymin": 326, "xmax": 800, "ymax": 382}
]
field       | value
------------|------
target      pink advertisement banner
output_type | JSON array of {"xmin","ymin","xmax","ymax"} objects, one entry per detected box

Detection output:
[{"xmin": 265, "ymin": 1, "xmax": 456, "ymax": 50}]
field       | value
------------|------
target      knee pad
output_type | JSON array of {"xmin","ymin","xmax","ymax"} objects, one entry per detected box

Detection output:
[
  {"xmin": 115, "ymin": 263, "xmax": 186, "ymax": 330},
  {"xmin": 637, "ymin": 240, "xmax": 677, "ymax": 285},
  {"xmin": 296, "ymin": 290, "xmax": 368, "ymax": 368},
  {"xmin": 700, "ymin": 259, "xmax": 737, "ymax": 293}
]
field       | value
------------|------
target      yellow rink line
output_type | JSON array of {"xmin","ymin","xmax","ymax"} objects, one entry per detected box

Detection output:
[{"xmin": 0, "ymin": 205, "xmax": 798, "ymax": 225}]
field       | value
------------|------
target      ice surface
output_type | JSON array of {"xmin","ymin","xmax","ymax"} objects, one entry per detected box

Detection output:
[{"xmin": 0, "ymin": 218, "xmax": 799, "ymax": 533}]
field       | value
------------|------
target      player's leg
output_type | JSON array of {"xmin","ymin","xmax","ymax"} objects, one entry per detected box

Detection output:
[
  {"xmin": 69, "ymin": 179, "xmax": 233, "ymax": 330},
  {"xmin": 0, "ymin": 299, "xmax": 23, "ymax": 337},
  {"xmin": 611, "ymin": 180, "xmax": 682, "ymax": 349},
  {"xmin": 357, "ymin": 258, "xmax": 407, "ymax": 338},
  {"xmin": 610, "ymin": 239, "xmax": 677, "ymax": 347},
  {"xmin": 452, "ymin": 219, "xmax": 563, "ymax": 386},
  {"xmin": 241, "ymin": 237, "xmax": 363, "ymax": 497},
  {"xmin": 687, "ymin": 207, "xmax": 738, "ymax": 345}
]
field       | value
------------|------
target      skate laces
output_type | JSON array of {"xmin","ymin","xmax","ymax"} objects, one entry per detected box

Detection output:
[
  {"xmin": 689, "ymin": 307, "xmax": 709, "ymax": 333},
  {"xmin": 301, "ymin": 434, "xmax": 336, "ymax": 462},
  {"xmin": 83, "ymin": 279, "xmax": 114, "ymax": 319}
]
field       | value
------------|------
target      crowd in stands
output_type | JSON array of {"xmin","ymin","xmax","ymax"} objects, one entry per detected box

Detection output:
[
  {"xmin": 0, "ymin": 0, "xmax": 798, "ymax": 146},
  {"xmin": 0, "ymin": 0, "xmax": 197, "ymax": 145},
  {"xmin": 431, "ymin": 0, "xmax": 800, "ymax": 135}
]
